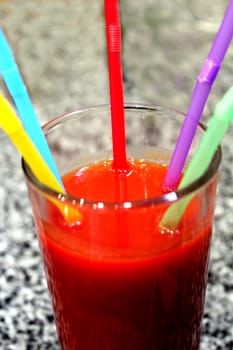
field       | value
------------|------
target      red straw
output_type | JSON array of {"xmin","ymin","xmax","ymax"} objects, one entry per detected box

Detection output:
[{"xmin": 104, "ymin": 0, "xmax": 128, "ymax": 172}]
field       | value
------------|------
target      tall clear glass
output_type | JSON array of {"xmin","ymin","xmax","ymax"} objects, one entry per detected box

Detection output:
[{"xmin": 23, "ymin": 104, "xmax": 221, "ymax": 350}]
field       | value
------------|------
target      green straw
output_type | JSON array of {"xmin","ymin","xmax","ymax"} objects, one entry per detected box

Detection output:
[{"xmin": 161, "ymin": 85, "xmax": 233, "ymax": 229}]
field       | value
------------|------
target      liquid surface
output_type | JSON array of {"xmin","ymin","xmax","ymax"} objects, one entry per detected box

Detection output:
[{"xmin": 63, "ymin": 159, "xmax": 167, "ymax": 202}]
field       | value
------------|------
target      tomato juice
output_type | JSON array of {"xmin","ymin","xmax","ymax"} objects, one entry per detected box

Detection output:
[{"xmin": 32, "ymin": 158, "xmax": 215, "ymax": 350}]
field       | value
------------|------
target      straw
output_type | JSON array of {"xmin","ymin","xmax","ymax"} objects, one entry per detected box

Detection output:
[
  {"xmin": 161, "ymin": 85, "xmax": 233, "ymax": 229},
  {"xmin": 0, "ymin": 92, "xmax": 82, "ymax": 223},
  {"xmin": 104, "ymin": 0, "xmax": 127, "ymax": 172},
  {"xmin": 0, "ymin": 28, "xmax": 63, "ymax": 187},
  {"xmin": 163, "ymin": 0, "xmax": 233, "ymax": 190}
]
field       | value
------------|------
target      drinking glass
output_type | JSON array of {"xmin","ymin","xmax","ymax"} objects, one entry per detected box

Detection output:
[{"xmin": 23, "ymin": 104, "xmax": 221, "ymax": 350}]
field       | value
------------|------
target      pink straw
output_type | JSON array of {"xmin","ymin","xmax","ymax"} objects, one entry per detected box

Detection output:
[
  {"xmin": 104, "ymin": 0, "xmax": 128, "ymax": 172},
  {"xmin": 163, "ymin": 0, "xmax": 233, "ymax": 190}
]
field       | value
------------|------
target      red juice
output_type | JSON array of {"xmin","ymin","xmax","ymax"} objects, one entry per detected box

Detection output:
[{"xmin": 34, "ymin": 159, "xmax": 215, "ymax": 350}]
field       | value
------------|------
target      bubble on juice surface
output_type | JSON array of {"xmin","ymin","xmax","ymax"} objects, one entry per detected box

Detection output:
[{"xmin": 159, "ymin": 226, "xmax": 180, "ymax": 236}]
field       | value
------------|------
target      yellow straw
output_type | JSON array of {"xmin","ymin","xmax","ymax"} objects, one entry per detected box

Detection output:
[{"xmin": 0, "ymin": 93, "xmax": 82, "ymax": 223}]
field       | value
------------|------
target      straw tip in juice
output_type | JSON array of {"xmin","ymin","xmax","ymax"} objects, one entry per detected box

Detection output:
[
  {"xmin": 63, "ymin": 204, "xmax": 83, "ymax": 225},
  {"xmin": 52, "ymin": 198, "xmax": 83, "ymax": 227}
]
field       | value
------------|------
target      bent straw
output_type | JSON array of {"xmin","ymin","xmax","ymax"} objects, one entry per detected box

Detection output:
[
  {"xmin": 163, "ymin": 0, "xmax": 233, "ymax": 190},
  {"xmin": 0, "ymin": 93, "xmax": 82, "ymax": 223},
  {"xmin": 0, "ymin": 28, "xmax": 63, "ymax": 187},
  {"xmin": 161, "ymin": 85, "xmax": 233, "ymax": 229},
  {"xmin": 104, "ymin": 0, "xmax": 127, "ymax": 172}
]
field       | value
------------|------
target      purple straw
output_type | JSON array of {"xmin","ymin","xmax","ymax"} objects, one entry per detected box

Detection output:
[{"xmin": 163, "ymin": 0, "xmax": 233, "ymax": 190}]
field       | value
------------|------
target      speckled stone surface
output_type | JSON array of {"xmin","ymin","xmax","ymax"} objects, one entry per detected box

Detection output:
[{"xmin": 0, "ymin": 1, "xmax": 233, "ymax": 349}]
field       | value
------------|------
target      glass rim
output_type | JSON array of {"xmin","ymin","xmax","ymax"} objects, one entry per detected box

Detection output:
[{"xmin": 22, "ymin": 103, "xmax": 222, "ymax": 208}]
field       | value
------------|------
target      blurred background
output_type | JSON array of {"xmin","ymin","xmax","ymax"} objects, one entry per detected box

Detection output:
[
  {"xmin": 0, "ymin": 0, "xmax": 232, "ymax": 122},
  {"xmin": 0, "ymin": 1, "xmax": 233, "ymax": 349}
]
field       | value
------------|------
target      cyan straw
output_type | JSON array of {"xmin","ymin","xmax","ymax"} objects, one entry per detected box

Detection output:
[
  {"xmin": 161, "ymin": 85, "xmax": 233, "ymax": 229},
  {"xmin": 0, "ymin": 28, "xmax": 63, "ymax": 188},
  {"xmin": 163, "ymin": 0, "xmax": 233, "ymax": 190}
]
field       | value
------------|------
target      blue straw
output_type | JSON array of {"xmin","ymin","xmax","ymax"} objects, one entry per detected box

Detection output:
[{"xmin": 0, "ymin": 29, "xmax": 63, "ymax": 188}]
